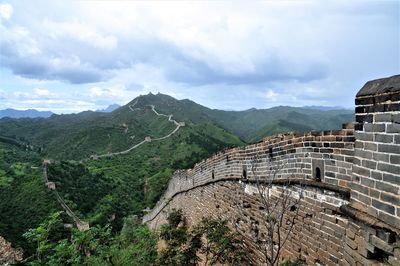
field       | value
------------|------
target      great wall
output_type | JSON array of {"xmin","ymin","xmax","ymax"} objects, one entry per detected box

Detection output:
[{"xmin": 143, "ymin": 75, "xmax": 400, "ymax": 265}]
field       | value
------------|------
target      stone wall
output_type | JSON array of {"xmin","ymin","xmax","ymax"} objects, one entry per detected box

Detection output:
[
  {"xmin": 352, "ymin": 75, "xmax": 400, "ymax": 229},
  {"xmin": 143, "ymin": 75, "xmax": 400, "ymax": 265}
]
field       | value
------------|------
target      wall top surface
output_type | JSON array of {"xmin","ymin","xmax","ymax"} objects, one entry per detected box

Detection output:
[{"xmin": 356, "ymin": 74, "xmax": 400, "ymax": 97}]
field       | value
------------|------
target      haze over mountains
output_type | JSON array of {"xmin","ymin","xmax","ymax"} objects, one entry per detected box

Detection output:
[{"xmin": 0, "ymin": 108, "xmax": 54, "ymax": 118}]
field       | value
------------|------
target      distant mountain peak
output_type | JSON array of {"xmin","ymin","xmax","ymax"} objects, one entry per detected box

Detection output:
[{"xmin": 96, "ymin": 104, "xmax": 121, "ymax": 113}]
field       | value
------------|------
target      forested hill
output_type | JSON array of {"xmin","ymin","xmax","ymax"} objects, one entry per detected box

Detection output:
[
  {"xmin": 121, "ymin": 93, "xmax": 353, "ymax": 143},
  {"xmin": 0, "ymin": 93, "xmax": 353, "ymax": 159}
]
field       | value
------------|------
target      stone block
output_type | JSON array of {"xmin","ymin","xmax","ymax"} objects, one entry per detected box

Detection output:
[
  {"xmin": 381, "ymin": 173, "xmax": 400, "ymax": 186},
  {"xmin": 372, "ymin": 199, "xmax": 395, "ymax": 215},
  {"xmin": 370, "ymin": 235, "xmax": 394, "ymax": 254},
  {"xmin": 378, "ymin": 144, "xmax": 400, "ymax": 154},
  {"xmin": 380, "ymin": 192, "xmax": 400, "ymax": 205},
  {"xmin": 390, "ymin": 154, "xmax": 400, "ymax": 164},
  {"xmin": 377, "ymin": 162, "xmax": 400, "ymax": 175},
  {"xmin": 387, "ymin": 124, "xmax": 400, "ymax": 133},
  {"xmin": 374, "ymin": 113, "xmax": 392, "ymax": 123},
  {"xmin": 375, "ymin": 133, "xmax": 394, "ymax": 143}
]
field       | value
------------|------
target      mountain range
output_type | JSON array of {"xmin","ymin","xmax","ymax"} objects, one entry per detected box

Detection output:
[
  {"xmin": 0, "ymin": 93, "xmax": 354, "ymax": 257},
  {"xmin": 0, "ymin": 108, "xmax": 54, "ymax": 118}
]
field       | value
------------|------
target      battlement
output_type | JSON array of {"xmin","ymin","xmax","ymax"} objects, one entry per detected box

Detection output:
[{"xmin": 143, "ymin": 75, "xmax": 400, "ymax": 265}]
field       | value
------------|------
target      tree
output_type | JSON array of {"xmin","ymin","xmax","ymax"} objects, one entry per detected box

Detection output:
[
  {"xmin": 158, "ymin": 209, "xmax": 246, "ymax": 266},
  {"xmin": 237, "ymin": 154, "xmax": 304, "ymax": 266},
  {"xmin": 23, "ymin": 211, "xmax": 63, "ymax": 264}
]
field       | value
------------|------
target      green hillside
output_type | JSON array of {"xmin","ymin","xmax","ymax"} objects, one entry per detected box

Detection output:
[{"xmin": 0, "ymin": 93, "xmax": 353, "ymax": 260}]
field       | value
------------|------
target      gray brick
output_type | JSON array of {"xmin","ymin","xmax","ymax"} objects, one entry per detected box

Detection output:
[
  {"xmin": 375, "ymin": 133, "xmax": 393, "ymax": 143},
  {"xmin": 374, "ymin": 113, "xmax": 392, "ymax": 122},
  {"xmin": 355, "ymin": 149, "xmax": 373, "ymax": 159},
  {"xmin": 355, "ymin": 141, "xmax": 364, "ymax": 149},
  {"xmin": 373, "ymin": 152, "xmax": 390, "ymax": 163},
  {"xmin": 353, "ymin": 165, "xmax": 371, "ymax": 177},
  {"xmin": 362, "ymin": 159, "xmax": 377, "ymax": 170},
  {"xmin": 377, "ymin": 162, "xmax": 400, "ymax": 175},
  {"xmin": 390, "ymin": 155, "xmax": 400, "ymax": 164},
  {"xmin": 382, "ymin": 173, "xmax": 400, "ymax": 186},
  {"xmin": 364, "ymin": 142, "xmax": 378, "ymax": 151},
  {"xmin": 365, "ymin": 123, "xmax": 386, "ymax": 132},
  {"xmin": 395, "ymin": 135, "xmax": 400, "ymax": 144},
  {"xmin": 369, "ymin": 188, "xmax": 380, "ymax": 198},
  {"xmin": 355, "ymin": 132, "xmax": 374, "ymax": 141},
  {"xmin": 376, "ymin": 181, "xmax": 399, "ymax": 194},
  {"xmin": 387, "ymin": 124, "xmax": 400, "ymax": 133},
  {"xmin": 358, "ymin": 194, "xmax": 371, "ymax": 205},
  {"xmin": 378, "ymin": 144, "xmax": 400, "ymax": 154},
  {"xmin": 371, "ymin": 171, "xmax": 383, "ymax": 180},
  {"xmin": 381, "ymin": 192, "xmax": 400, "ymax": 205},
  {"xmin": 393, "ymin": 113, "xmax": 400, "ymax": 123},
  {"xmin": 372, "ymin": 199, "xmax": 395, "ymax": 215},
  {"xmin": 350, "ymin": 182, "xmax": 369, "ymax": 195},
  {"xmin": 379, "ymin": 212, "xmax": 400, "ymax": 229},
  {"xmin": 360, "ymin": 177, "xmax": 375, "ymax": 187}
]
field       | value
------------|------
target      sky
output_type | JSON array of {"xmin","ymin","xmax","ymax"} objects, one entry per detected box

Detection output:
[{"xmin": 0, "ymin": 0, "xmax": 399, "ymax": 113}]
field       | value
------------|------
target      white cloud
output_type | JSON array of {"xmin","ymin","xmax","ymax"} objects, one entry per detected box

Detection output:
[
  {"xmin": 0, "ymin": 3, "xmax": 12, "ymax": 20},
  {"xmin": 33, "ymin": 88, "xmax": 52, "ymax": 97},
  {"xmin": 90, "ymin": 84, "xmax": 138, "ymax": 101},
  {"xmin": 0, "ymin": 0, "xmax": 398, "ymax": 111},
  {"xmin": 265, "ymin": 89, "xmax": 278, "ymax": 101},
  {"xmin": 43, "ymin": 19, "xmax": 117, "ymax": 49}
]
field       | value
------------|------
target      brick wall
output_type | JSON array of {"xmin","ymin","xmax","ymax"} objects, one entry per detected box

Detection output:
[
  {"xmin": 352, "ymin": 75, "xmax": 400, "ymax": 229},
  {"xmin": 143, "ymin": 75, "xmax": 400, "ymax": 265}
]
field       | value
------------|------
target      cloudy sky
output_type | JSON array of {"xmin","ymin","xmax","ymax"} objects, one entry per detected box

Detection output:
[{"xmin": 0, "ymin": 1, "xmax": 398, "ymax": 113}]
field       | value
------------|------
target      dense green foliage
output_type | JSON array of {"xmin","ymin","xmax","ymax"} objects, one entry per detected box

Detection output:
[
  {"xmin": 158, "ymin": 209, "xmax": 246, "ymax": 266},
  {"xmin": 23, "ymin": 212, "xmax": 158, "ymax": 266},
  {"xmin": 0, "ymin": 141, "xmax": 58, "ymax": 254},
  {"xmin": 23, "ymin": 210, "xmax": 245, "ymax": 266}
]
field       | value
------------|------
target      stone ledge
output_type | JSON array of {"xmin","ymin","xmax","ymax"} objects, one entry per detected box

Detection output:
[
  {"xmin": 356, "ymin": 75, "xmax": 400, "ymax": 97},
  {"xmin": 340, "ymin": 204, "xmax": 400, "ymax": 234}
]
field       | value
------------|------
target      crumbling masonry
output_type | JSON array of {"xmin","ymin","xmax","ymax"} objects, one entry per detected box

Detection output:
[{"xmin": 143, "ymin": 75, "xmax": 400, "ymax": 265}]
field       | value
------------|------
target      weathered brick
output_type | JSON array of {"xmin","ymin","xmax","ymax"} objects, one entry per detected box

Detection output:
[
  {"xmin": 355, "ymin": 132, "xmax": 374, "ymax": 142},
  {"xmin": 378, "ymin": 144, "xmax": 400, "ymax": 154},
  {"xmin": 361, "ymin": 159, "xmax": 377, "ymax": 170},
  {"xmin": 375, "ymin": 133, "xmax": 393, "ymax": 143},
  {"xmin": 381, "ymin": 192, "xmax": 400, "ymax": 205},
  {"xmin": 355, "ymin": 149, "xmax": 373, "ymax": 159},
  {"xmin": 352, "ymin": 165, "xmax": 371, "ymax": 177},
  {"xmin": 365, "ymin": 123, "xmax": 386, "ymax": 133},
  {"xmin": 377, "ymin": 162, "xmax": 400, "ymax": 175},
  {"xmin": 379, "ymin": 211, "xmax": 400, "ymax": 229},
  {"xmin": 360, "ymin": 177, "xmax": 375, "ymax": 187},
  {"xmin": 375, "ymin": 181, "xmax": 398, "ymax": 195},
  {"xmin": 370, "ymin": 171, "xmax": 383, "ymax": 180},
  {"xmin": 387, "ymin": 123, "xmax": 400, "ymax": 133},
  {"xmin": 390, "ymin": 154, "xmax": 400, "ymax": 164},
  {"xmin": 370, "ymin": 235, "xmax": 394, "ymax": 254},
  {"xmin": 364, "ymin": 142, "xmax": 378, "ymax": 152},
  {"xmin": 350, "ymin": 182, "xmax": 370, "ymax": 195},
  {"xmin": 374, "ymin": 113, "xmax": 392, "ymax": 122},
  {"xmin": 372, "ymin": 199, "xmax": 395, "ymax": 215},
  {"xmin": 372, "ymin": 152, "xmax": 390, "ymax": 162}
]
